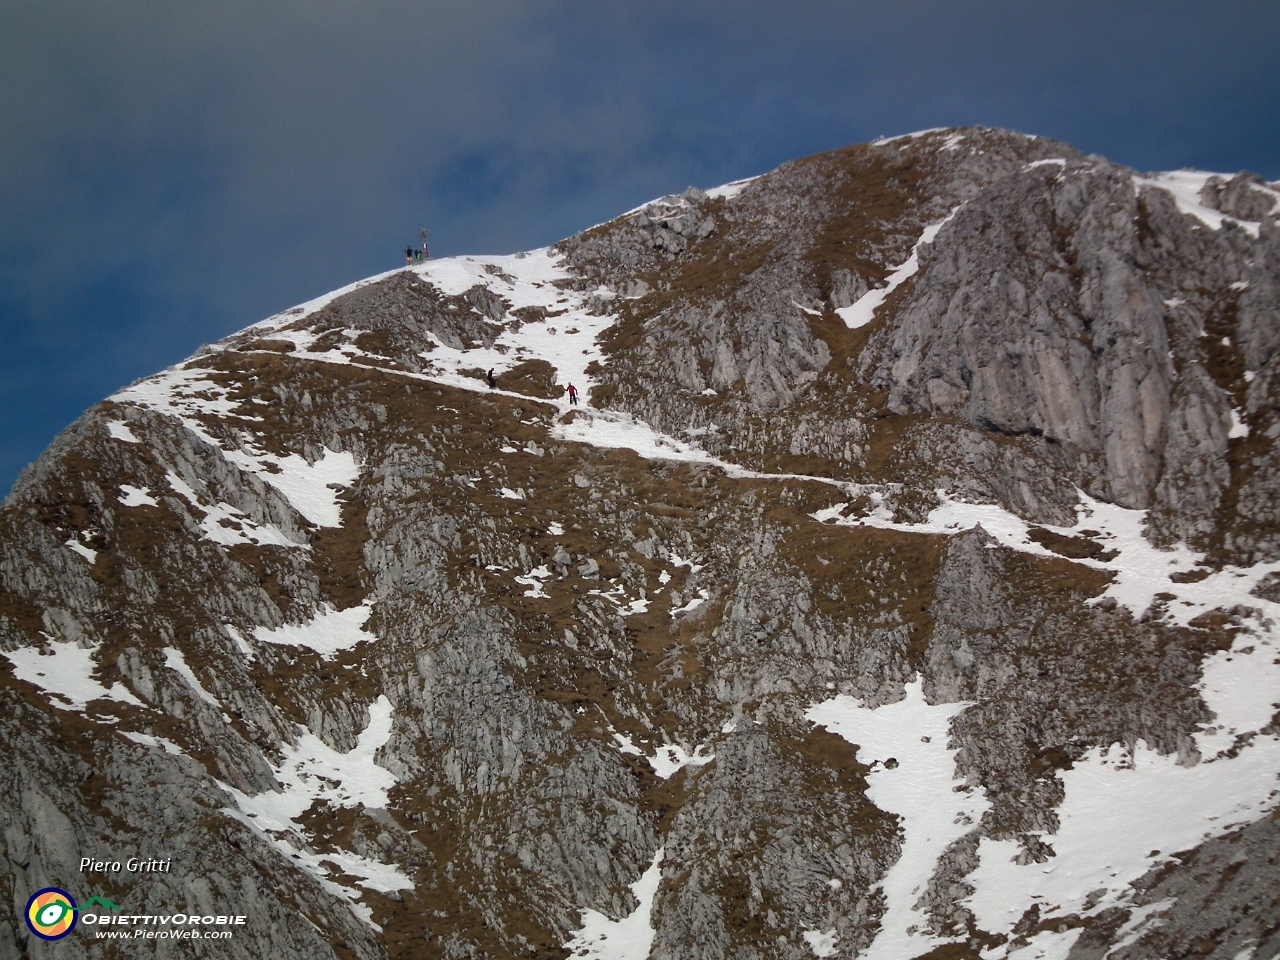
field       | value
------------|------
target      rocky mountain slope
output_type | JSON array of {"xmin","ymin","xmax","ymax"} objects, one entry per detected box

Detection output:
[{"xmin": 2, "ymin": 127, "xmax": 1279, "ymax": 960}]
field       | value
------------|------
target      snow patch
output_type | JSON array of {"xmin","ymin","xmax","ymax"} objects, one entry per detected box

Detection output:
[
  {"xmin": 106, "ymin": 421, "xmax": 140, "ymax": 443},
  {"xmin": 119, "ymin": 484, "xmax": 158, "ymax": 507},
  {"xmin": 966, "ymin": 629, "xmax": 1280, "ymax": 945},
  {"xmin": 813, "ymin": 489, "xmax": 1280, "ymax": 627},
  {"xmin": 235, "ymin": 696, "xmax": 398, "ymax": 818},
  {"xmin": 811, "ymin": 487, "xmax": 1280, "ymax": 947},
  {"xmin": 163, "ymin": 647, "xmax": 221, "ymax": 708},
  {"xmin": 164, "ymin": 471, "xmax": 298, "ymax": 548},
  {"xmin": 610, "ymin": 732, "xmax": 714, "ymax": 779},
  {"xmin": 1230, "ymin": 408, "xmax": 1250, "ymax": 438},
  {"xmin": 704, "ymin": 175, "xmax": 761, "ymax": 201},
  {"xmin": 648, "ymin": 743, "xmax": 715, "ymax": 779},
  {"xmin": 802, "ymin": 929, "xmax": 838, "ymax": 958},
  {"xmin": 874, "ymin": 128, "xmax": 949, "ymax": 145},
  {"xmin": 669, "ymin": 553, "xmax": 704, "ymax": 573},
  {"xmin": 253, "ymin": 603, "xmax": 375, "ymax": 658},
  {"xmin": 1136, "ymin": 170, "xmax": 1265, "ymax": 239},
  {"xmin": 836, "ymin": 206, "xmax": 963, "ymax": 329},
  {"xmin": 4, "ymin": 641, "xmax": 144, "ymax": 711},
  {"xmin": 515, "ymin": 564, "xmax": 553, "ymax": 598},
  {"xmin": 611, "ymin": 731, "xmax": 645, "ymax": 758},
  {"xmin": 587, "ymin": 580, "xmax": 651, "ymax": 617},
  {"xmin": 120, "ymin": 730, "xmax": 185, "ymax": 755},
  {"xmin": 806, "ymin": 678, "xmax": 987, "ymax": 960},
  {"xmin": 671, "ymin": 589, "xmax": 709, "ymax": 617},
  {"xmin": 65, "ymin": 539, "xmax": 97, "ymax": 563},
  {"xmin": 219, "ymin": 695, "xmax": 409, "ymax": 928},
  {"xmin": 564, "ymin": 849, "xmax": 664, "ymax": 960},
  {"xmin": 394, "ymin": 248, "xmax": 614, "ymax": 406},
  {"xmin": 995, "ymin": 928, "xmax": 1083, "ymax": 960},
  {"xmin": 114, "ymin": 365, "xmax": 257, "ymax": 448},
  {"xmin": 224, "ymin": 623, "xmax": 255, "ymax": 659},
  {"xmin": 1104, "ymin": 899, "xmax": 1176, "ymax": 956},
  {"xmin": 225, "ymin": 448, "xmax": 359, "ymax": 527}
]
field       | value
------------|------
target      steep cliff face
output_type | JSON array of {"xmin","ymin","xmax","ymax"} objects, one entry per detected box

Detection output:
[{"xmin": 1, "ymin": 128, "xmax": 1278, "ymax": 960}]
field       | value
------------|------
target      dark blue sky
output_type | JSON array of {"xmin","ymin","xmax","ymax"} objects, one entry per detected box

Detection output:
[{"xmin": 2, "ymin": 0, "xmax": 1278, "ymax": 494}]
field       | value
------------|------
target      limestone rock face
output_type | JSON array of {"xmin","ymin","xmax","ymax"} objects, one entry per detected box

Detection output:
[
  {"xmin": 2, "ymin": 128, "xmax": 1278, "ymax": 960},
  {"xmin": 860, "ymin": 157, "xmax": 1280, "ymax": 526}
]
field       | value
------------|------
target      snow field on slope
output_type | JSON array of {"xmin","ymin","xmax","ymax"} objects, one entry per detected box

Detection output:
[
  {"xmin": 1135, "ymin": 169, "xmax": 1278, "ymax": 239},
  {"xmin": 416, "ymin": 251, "xmax": 610, "ymax": 399},
  {"xmin": 219, "ymin": 694, "xmax": 411, "ymax": 926},
  {"xmin": 164, "ymin": 470, "xmax": 296, "ymax": 548},
  {"xmin": 106, "ymin": 420, "xmax": 140, "ymax": 443},
  {"xmin": 802, "ymin": 928, "xmax": 839, "ymax": 958},
  {"xmin": 703, "ymin": 175, "xmax": 761, "ymax": 200},
  {"xmin": 113, "ymin": 366, "xmax": 359, "ymax": 533},
  {"xmin": 64, "ymin": 538, "xmax": 97, "ymax": 562},
  {"xmin": 119, "ymin": 483, "xmax": 159, "ymax": 507},
  {"xmin": 119, "ymin": 730, "xmax": 185, "ymax": 755},
  {"xmin": 810, "ymin": 489, "xmax": 1280, "ymax": 958},
  {"xmin": 114, "ymin": 364, "xmax": 263, "ymax": 446},
  {"xmin": 813, "ymin": 488, "xmax": 1280, "ymax": 628},
  {"xmin": 965, "ymin": 613, "xmax": 1280, "ymax": 955},
  {"xmin": 225, "ymin": 695, "xmax": 398, "ymax": 827},
  {"xmin": 206, "ymin": 238, "xmax": 1279, "ymax": 949},
  {"xmin": 609, "ymin": 730, "xmax": 714, "ymax": 780},
  {"xmin": 564, "ymin": 849, "xmax": 664, "ymax": 960},
  {"xmin": 3, "ymin": 640, "xmax": 144, "ymax": 711},
  {"xmin": 100, "ymin": 169, "xmax": 1279, "ymax": 950},
  {"xmin": 806, "ymin": 680, "xmax": 987, "ymax": 960},
  {"xmin": 224, "ymin": 447, "xmax": 358, "ymax": 527},
  {"xmin": 3, "ymin": 636, "xmax": 410, "ymax": 923},
  {"xmin": 252, "ymin": 602, "xmax": 376, "ymax": 658}
]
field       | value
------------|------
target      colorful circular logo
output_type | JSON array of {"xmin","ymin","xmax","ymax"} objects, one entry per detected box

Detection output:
[{"xmin": 26, "ymin": 888, "xmax": 78, "ymax": 940}]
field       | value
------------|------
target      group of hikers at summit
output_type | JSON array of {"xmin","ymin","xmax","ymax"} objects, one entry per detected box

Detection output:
[
  {"xmin": 486, "ymin": 368, "xmax": 578, "ymax": 405},
  {"xmin": 405, "ymin": 245, "xmax": 428, "ymax": 264}
]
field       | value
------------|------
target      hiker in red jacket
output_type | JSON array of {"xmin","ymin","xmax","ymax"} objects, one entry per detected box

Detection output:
[{"xmin": 566, "ymin": 384, "xmax": 578, "ymax": 406}]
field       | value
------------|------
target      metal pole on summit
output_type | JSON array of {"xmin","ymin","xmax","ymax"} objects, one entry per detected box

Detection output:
[{"xmin": 419, "ymin": 225, "xmax": 430, "ymax": 260}]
